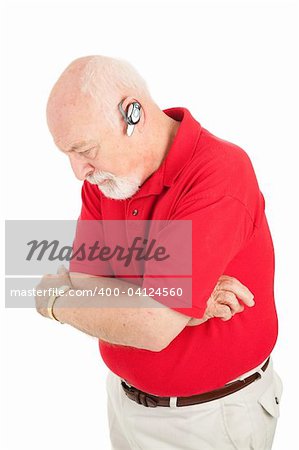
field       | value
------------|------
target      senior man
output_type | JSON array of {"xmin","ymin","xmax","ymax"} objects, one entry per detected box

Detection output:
[{"xmin": 36, "ymin": 55, "xmax": 282, "ymax": 449}]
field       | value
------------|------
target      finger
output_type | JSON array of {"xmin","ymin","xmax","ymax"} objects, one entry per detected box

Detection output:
[
  {"xmin": 57, "ymin": 265, "xmax": 68, "ymax": 275},
  {"xmin": 212, "ymin": 304, "xmax": 233, "ymax": 321},
  {"xmin": 215, "ymin": 290, "xmax": 244, "ymax": 315},
  {"xmin": 216, "ymin": 292, "xmax": 244, "ymax": 315},
  {"xmin": 57, "ymin": 265, "xmax": 72, "ymax": 284},
  {"xmin": 218, "ymin": 276, "xmax": 255, "ymax": 307}
]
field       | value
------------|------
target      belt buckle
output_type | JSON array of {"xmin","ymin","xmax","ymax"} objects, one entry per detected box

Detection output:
[
  {"xmin": 121, "ymin": 380, "xmax": 158, "ymax": 408},
  {"xmin": 137, "ymin": 392, "xmax": 158, "ymax": 408}
]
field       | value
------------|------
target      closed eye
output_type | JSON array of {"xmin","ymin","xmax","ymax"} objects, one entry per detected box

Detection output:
[{"xmin": 80, "ymin": 147, "xmax": 98, "ymax": 158}]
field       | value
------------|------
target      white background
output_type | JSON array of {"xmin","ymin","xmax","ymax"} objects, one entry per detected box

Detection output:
[{"xmin": 1, "ymin": 1, "xmax": 298, "ymax": 449}]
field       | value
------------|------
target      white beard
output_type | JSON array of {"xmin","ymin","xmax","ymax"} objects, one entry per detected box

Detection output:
[{"xmin": 86, "ymin": 170, "xmax": 142, "ymax": 200}]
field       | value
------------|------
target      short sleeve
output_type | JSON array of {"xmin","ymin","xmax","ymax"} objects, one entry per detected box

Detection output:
[
  {"xmin": 69, "ymin": 181, "xmax": 113, "ymax": 276},
  {"xmin": 142, "ymin": 195, "xmax": 255, "ymax": 318}
]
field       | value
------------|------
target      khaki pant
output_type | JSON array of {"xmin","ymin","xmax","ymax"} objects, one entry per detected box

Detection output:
[{"xmin": 106, "ymin": 357, "xmax": 283, "ymax": 450}]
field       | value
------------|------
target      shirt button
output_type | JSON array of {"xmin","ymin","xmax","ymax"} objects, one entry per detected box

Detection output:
[{"xmin": 132, "ymin": 209, "xmax": 139, "ymax": 216}]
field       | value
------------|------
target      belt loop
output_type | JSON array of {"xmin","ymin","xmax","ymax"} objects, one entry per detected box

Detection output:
[
  {"xmin": 169, "ymin": 397, "xmax": 178, "ymax": 408},
  {"xmin": 256, "ymin": 368, "xmax": 265, "ymax": 379},
  {"xmin": 257, "ymin": 357, "xmax": 271, "ymax": 379}
]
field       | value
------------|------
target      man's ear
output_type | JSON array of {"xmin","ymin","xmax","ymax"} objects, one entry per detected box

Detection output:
[
  {"xmin": 119, "ymin": 96, "xmax": 136, "ymax": 113},
  {"xmin": 119, "ymin": 96, "xmax": 145, "ymax": 133}
]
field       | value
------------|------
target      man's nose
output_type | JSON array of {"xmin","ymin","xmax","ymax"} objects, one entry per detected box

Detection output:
[{"xmin": 69, "ymin": 154, "xmax": 94, "ymax": 181}]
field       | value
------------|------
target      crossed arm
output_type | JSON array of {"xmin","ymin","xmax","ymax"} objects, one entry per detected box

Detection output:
[{"xmin": 35, "ymin": 270, "xmax": 255, "ymax": 352}]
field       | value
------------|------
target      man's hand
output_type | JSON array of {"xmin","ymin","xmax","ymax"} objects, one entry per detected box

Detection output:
[
  {"xmin": 35, "ymin": 266, "xmax": 72, "ymax": 319},
  {"xmin": 187, "ymin": 275, "xmax": 255, "ymax": 326}
]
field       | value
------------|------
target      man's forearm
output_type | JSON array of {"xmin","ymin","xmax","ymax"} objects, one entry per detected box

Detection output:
[{"xmin": 53, "ymin": 274, "xmax": 173, "ymax": 351}]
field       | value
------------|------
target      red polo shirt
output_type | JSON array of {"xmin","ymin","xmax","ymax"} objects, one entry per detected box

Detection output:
[{"xmin": 70, "ymin": 107, "xmax": 278, "ymax": 396}]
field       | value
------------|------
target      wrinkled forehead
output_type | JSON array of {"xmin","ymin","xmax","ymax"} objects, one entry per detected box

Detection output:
[
  {"xmin": 47, "ymin": 76, "xmax": 89, "ymax": 119},
  {"xmin": 47, "ymin": 89, "xmax": 102, "ymax": 143},
  {"xmin": 46, "ymin": 65, "xmax": 118, "ymax": 148}
]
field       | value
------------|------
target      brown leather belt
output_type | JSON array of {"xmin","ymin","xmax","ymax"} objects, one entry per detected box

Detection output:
[{"xmin": 121, "ymin": 357, "xmax": 270, "ymax": 408}]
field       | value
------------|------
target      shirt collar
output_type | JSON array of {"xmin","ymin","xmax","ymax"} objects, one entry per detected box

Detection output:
[{"xmin": 133, "ymin": 107, "xmax": 202, "ymax": 198}]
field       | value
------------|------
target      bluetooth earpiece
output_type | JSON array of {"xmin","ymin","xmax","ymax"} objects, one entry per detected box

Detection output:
[{"xmin": 118, "ymin": 100, "xmax": 141, "ymax": 137}]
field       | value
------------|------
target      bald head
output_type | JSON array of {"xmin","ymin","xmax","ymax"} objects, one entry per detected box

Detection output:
[{"xmin": 46, "ymin": 55, "xmax": 151, "ymax": 134}]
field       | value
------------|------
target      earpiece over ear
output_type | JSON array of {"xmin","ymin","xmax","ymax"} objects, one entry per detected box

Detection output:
[{"xmin": 118, "ymin": 100, "xmax": 142, "ymax": 137}]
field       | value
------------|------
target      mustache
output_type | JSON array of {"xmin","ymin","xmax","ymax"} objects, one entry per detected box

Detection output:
[
  {"xmin": 86, "ymin": 171, "xmax": 141, "ymax": 187},
  {"xmin": 86, "ymin": 171, "xmax": 115, "ymax": 185},
  {"xmin": 85, "ymin": 171, "xmax": 142, "ymax": 200}
]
